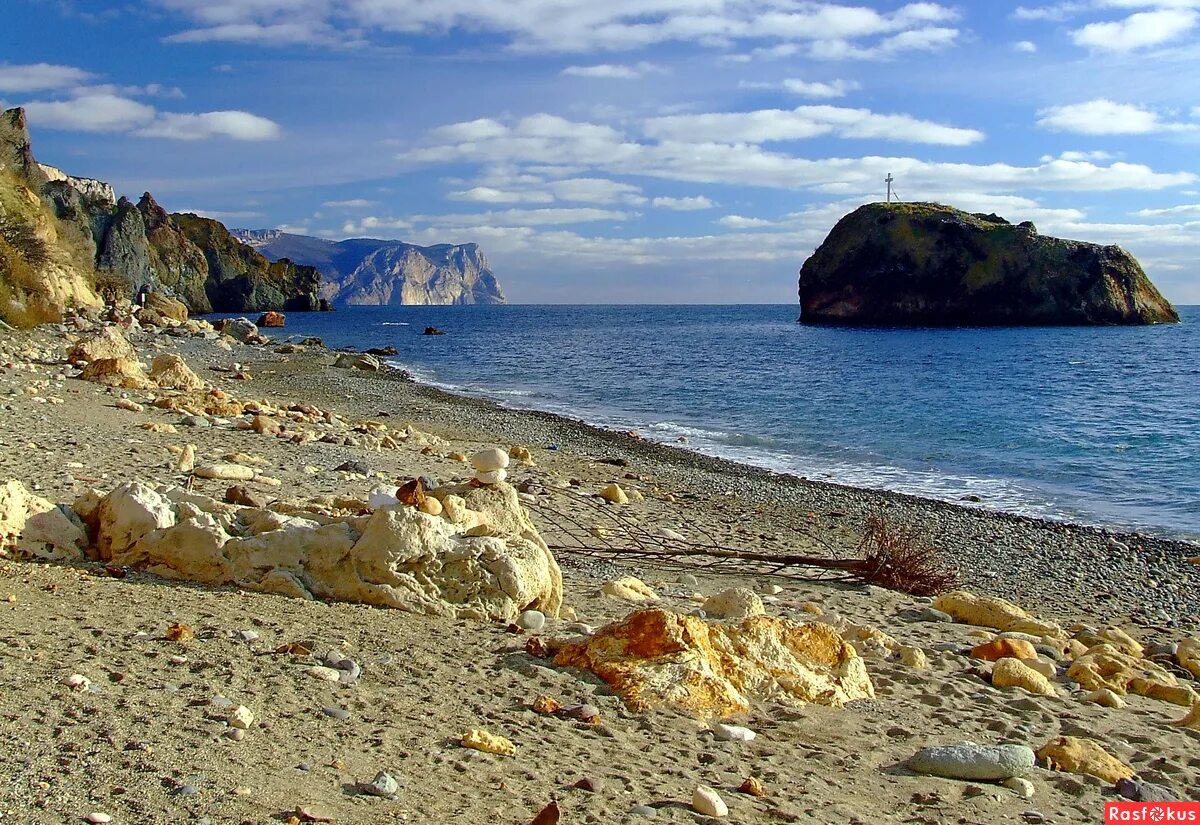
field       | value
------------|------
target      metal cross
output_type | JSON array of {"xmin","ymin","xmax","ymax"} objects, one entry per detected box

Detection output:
[{"xmin": 886, "ymin": 173, "xmax": 894, "ymax": 203}]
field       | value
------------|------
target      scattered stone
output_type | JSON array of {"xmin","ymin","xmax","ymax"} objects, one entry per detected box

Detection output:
[
  {"xmin": 115, "ymin": 398, "xmax": 143, "ymax": 413},
  {"xmin": 62, "ymin": 673, "xmax": 91, "ymax": 691},
  {"xmin": 599, "ymin": 483, "xmax": 629, "ymax": 504},
  {"xmin": 360, "ymin": 771, "xmax": 398, "ymax": 798},
  {"xmin": 150, "ymin": 353, "xmax": 203, "ymax": 391},
  {"xmin": 599, "ymin": 577, "xmax": 659, "ymax": 602},
  {"xmin": 85, "ymin": 813, "xmax": 112, "ymax": 824},
  {"xmin": 739, "ymin": 777, "xmax": 766, "ymax": 797},
  {"xmin": 80, "ymin": 357, "xmax": 152, "ymax": 389},
  {"xmin": 550, "ymin": 608, "xmax": 873, "ymax": 715},
  {"xmin": 296, "ymin": 804, "xmax": 337, "ymax": 822},
  {"xmin": 1067, "ymin": 647, "xmax": 1197, "ymax": 705},
  {"xmin": 1115, "ymin": 777, "xmax": 1176, "ymax": 803},
  {"xmin": 692, "ymin": 785, "xmax": 728, "ymax": 818},
  {"xmin": 934, "ymin": 591, "xmax": 1064, "ymax": 639},
  {"xmin": 898, "ymin": 646, "xmax": 929, "ymax": 669},
  {"xmin": 573, "ymin": 777, "xmax": 600, "ymax": 792},
  {"xmin": 461, "ymin": 728, "xmax": 516, "ymax": 756},
  {"xmin": 907, "ymin": 743, "xmax": 1036, "ymax": 781},
  {"xmin": 175, "ymin": 784, "xmax": 198, "ymax": 797},
  {"xmin": 470, "ymin": 448, "xmax": 509, "ymax": 473},
  {"xmin": 307, "ymin": 666, "xmax": 343, "ymax": 683},
  {"xmin": 970, "ymin": 638, "xmax": 1038, "ymax": 662},
  {"xmin": 711, "ymin": 722, "xmax": 756, "ymax": 742},
  {"xmin": 1036, "ymin": 736, "xmax": 1133, "ymax": 783},
  {"xmin": 257, "ymin": 311, "xmax": 285, "ymax": 328},
  {"xmin": 194, "ymin": 463, "xmax": 256, "ymax": 481},
  {"xmin": 1174, "ymin": 703, "xmax": 1200, "ymax": 729},
  {"xmin": 333, "ymin": 352, "xmax": 381, "ymax": 371},
  {"xmin": 225, "ymin": 486, "xmax": 266, "ymax": 508},
  {"xmin": 1002, "ymin": 777, "xmax": 1035, "ymax": 799},
  {"xmin": 228, "ymin": 705, "xmax": 254, "ymax": 730},
  {"xmin": 177, "ymin": 444, "xmax": 196, "ymax": 473},
  {"xmin": 703, "ymin": 587, "xmax": 765, "ymax": 621},
  {"xmin": 1082, "ymin": 689, "xmax": 1125, "ymax": 709},
  {"xmin": 322, "ymin": 707, "xmax": 350, "ymax": 721},
  {"xmin": 519, "ymin": 610, "xmax": 546, "ymax": 632},
  {"xmin": 992, "ymin": 658, "xmax": 1058, "ymax": 697},
  {"xmin": 475, "ymin": 469, "xmax": 507, "ymax": 485},
  {"xmin": 913, "ymin": 607, "xmax": 954, "ymax": 623},
  {"xmin": 630, "ymin": 805, "xmax": 657, "ymax": 817}
]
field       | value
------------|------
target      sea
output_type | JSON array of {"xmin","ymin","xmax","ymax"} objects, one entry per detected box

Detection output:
[{"xmin": 248, "ymin": 304, "xmax": 1200, "ymax": 541}]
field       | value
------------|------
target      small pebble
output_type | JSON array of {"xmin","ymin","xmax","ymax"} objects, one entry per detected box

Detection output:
[
  {"xmin": 630, "ymin": 805, "xmax": 657, "ymax": 817},
  {"xmin": 693, "ymin": 785, "xmax": 729, "ymax": 817},
  {"xmin": 322, "ymin": 707, "xmax": 350, "ymax": 720},
  {"xmin": 361, "ymin": 771, "xmax": 398, "ymax": 798},
  {"xmin": 174, "ymin": 784, "xmax": 198, "ymax": 797},
  {"xmin": 518, "ymin": 610, "xmax": 546, "ymax": 632},
  {"xmin": 86, "ymin": 814, "xmax": 112, "ymax": 824}
]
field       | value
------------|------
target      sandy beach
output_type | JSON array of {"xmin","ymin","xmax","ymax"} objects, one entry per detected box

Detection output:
[{"xmin": 1, "ymin": 314, "xmax": 1198, "ymax": 824}]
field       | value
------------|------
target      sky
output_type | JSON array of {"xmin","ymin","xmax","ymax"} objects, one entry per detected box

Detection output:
[{"xmin": 2, "ymin": 1, "xmax": 1199, "ymax": 304}]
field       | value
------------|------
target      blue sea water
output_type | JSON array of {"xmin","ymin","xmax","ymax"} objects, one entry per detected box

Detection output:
[{"xmin": 253, "ymin": 305, "xmax": 1200, "ymax": 539}]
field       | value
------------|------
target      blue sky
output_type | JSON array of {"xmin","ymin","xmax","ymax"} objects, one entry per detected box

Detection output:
[{"xmin": 3, "ymin": 1, "xmax": 1199, "ymax": 303}]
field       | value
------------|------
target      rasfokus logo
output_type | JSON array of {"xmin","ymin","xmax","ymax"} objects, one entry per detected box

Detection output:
[{"xmin": 1106, "ymin": 803, "xmax": 1200, "ymax": 823}]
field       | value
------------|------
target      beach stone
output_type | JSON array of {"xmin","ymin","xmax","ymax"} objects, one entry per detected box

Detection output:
[
  {"xmin": 1037, "ymin": 737, "xmax": 1133, "ymax": 783},
  {"xmin": 1074, "ymin": 626, "xmax": 1143, "ymax": 657},
  {"xmin": 177, "ymin": 444, "xmax": 196, "ymax": 472},
  {"xmin": 361, "ymin": 771, "xmax": 398, "ymax": 797},
  {"xmin": 92, "ymin": 481, "xmax": 177, "ymax": 561},
  {"xmin": 992, "ymin": 658, "xmax": 1058, "ymax": 697},
  {"xmin": 333, "ymin": 352, "xmax": 380, "ymax": 371},
  {"xmin": 368, "ymin": 485, "xmax": 400, "ymax": 509},
  {"xmin": 1177, "ymin": 637, "xmax": 1200, "ymax": 679},
  {"xmin": 703, "ymin": 587, "xmax": 765, "ymax": 621},
  {"xmin": 913, "ymin": 608, "xmax": 953, "ymax": 623},
  {"xmin": 907, "ymin": 742, "xmax": 1036, "ymax": 781},
  {"xmin": 934, "ymin": 591, "xmax": 1065, "ymax": 639},
  {"xmin": 257, "ymin": 311, "xmax": 285, "ymax": 327},
  {"xmin": 62, "ymin": 673, "xmax": 91, "ymax": 691},
  {"xmin": 194, "ymin": 463, "xmax": 256, "ymax": 482},
  {"xmin": 519, "ymin": 610, "xmax": 546, "ymax": 632},
  {"xmin": 508, "ymin": 445, "xmax": 534, "ymax": 465},
  {"xmin": 475, "ymin": 468, "xmax": 507, "ymax": 485},
  {"xmin": 1115, "ymin": 777, "xmax": 1176, "ymax": 803},
  {"xmin": 79, "ymin": 357, "xmax": 153, "ymax": 389},
  {"xmin": 711, "ymin": 722, "xmax": 756, "ymax": 742},
  {"xmin": 67, "ymin": 327, "xmax": 134, "ymax": 362},
  {"xmin": 692, "ymin": 785, "xmax": 728, "ymax": 818},
  {"xmin": 461, "ymin": 728, "xmax": 516, "ymax": 756},
  {"xmin": 228, "ymin": 705, "xmax": 254, "ymax": 730},
  {"xmin": 322, "ymin": 707, "xmax": 350, "ymax": 720},
  {"xmin": 1067, "ymin": 647, "xmax": 1197, "ymax": 705},
  {"xmin": 898, "ymin": 646, "xmax": 928, "ymax": 669},
  {"xmin": 308, "ymin": 665, "xmax": 343, "ymax": 683},
  {"xmin": 470, "ymin": 448, "xmax": 510, "ymax": 473},
  {"xmin": 630, "ymin": 805, "xmax": 657, "ymax": 817},
  {"xmin": 1003, "ymin": 777, "xmax": 1035, "ymax": 798},
  {"xmin": 599, "ymin": 483, "xmax": 629, "ymax": 504},
  {"xmin": 18, "ymin": 504, "xmax": 87, "ymax": 561},
  {"xmin": 150, "ymin": 353, "xmax": 203, "ymax": 391},
  {"xmin": 85, "ymin": 814, "xmax": 112, "ymax": 824},
  {"xmin": 1171, "ymin": 703, "xmax": 1200, "ymax": 730},
  {"xmin": 219, "ymin": 317, "xmax": 260, "ymax": 343},
  {"xmin": 1082, "ymin": 688, "xmax": 1125, "ymax": 709},
  {"xmin": 971, "ymin": 638, "xmax": 1039, "ymax": 662},
  {"xmin": 1, "ymin": 479, "xmax": 63, "ymax": 545},
  {"xmin": 550, "ymin": 608, "xmax": 873, "ymax": 716},
  {"xmin": 600, "ymin": 577, "xmax": 659, "ymax": 602}
]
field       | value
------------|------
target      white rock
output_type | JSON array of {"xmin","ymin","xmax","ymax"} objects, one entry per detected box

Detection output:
[
  {"xmin": 470, "ymin": 448, "xmax": 510, "ymax": 473},
  {"xmin": 1002, "ymin": 777, "xmax": 1036, "ymax": 798},
  {"xmin": 518, "ymin": 610, "xmax": 546, "ymax": 632},
  {"xmin": 711, "ymin": 723, "xmax": 756, "ymax": 742},
  {"xmin": 18, "ymin": 505, "xmax": 86, "ymax": 561},
  {"xmin": 474, "ymin": 468, "xmax": 507, "ymax": 485},
  {"xmin": 62, "ymin": 674, "xmax": 91, "ymax": 691},
  {"xmin": 702, "ymin": 587, "xmax": 765, "ymax": 621},
  {"xmin": 85, "ymin": 813, "xmax": 112, "ymax": 824},
  {"xmin": 692, "ymin": 785, "xmax": 729, "ymax": 817},
  {"xmin": 94, "ymin": 482, "xmax": 176, "ymax": 561},
  {"xmin": 307, "ymin": 665, "xmax": 343, "ymax": 683},
  {"xmin": 599, "ymin": 483, "xmax": 629, "ymax": 504},
  {"xmin": 367, "ymin": 485, "xmax": 400, "ymax": 509},
  {"xmin": 193, "ymin": 463, "xmax": 256, "ymax": 481},
  {"xmin": 228, "ymin": 705, "xmax": 254, "ymax": 730},
  {"xmin": 177, "ymin": 444, "xmax": 196, "ymax": 473}
]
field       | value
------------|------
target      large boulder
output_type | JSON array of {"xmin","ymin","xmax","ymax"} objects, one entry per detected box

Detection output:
[
  {"xmin": 215, "ymin": 317, "xmax": 260, "ymax": 343},
  {"xmin": 0, "ymin": 479, "xmax": 55, "ymax": 551},
  {"xmin": 933, "ymin": 590, "xmax": 1065, "ymax": 640},
  {"xmin": 67, "ymin": 326, "xmax": 134, "ymax": 363},
  {"xmin": 550, "ymin": 609, "xmax": 874, "ymax": 717},
  {"xmin": 799, "ymin": 202, "xmax": 1179, "ymax": 326},
  {"xmin": 257, "ymin": 311, "xmax": 285, "ymax": 327},
  {"xmin": 333, "ymin": 352, "xmax": 381, "ymax": 371},
  {"xmin": 142, "ymin": 292, "xmax": 189, "ymax": 324},
  {"xmin": 150, "ymin": 353, "xmax": 204, "ymax": 391},
  {"xmin": 79, "ymin": 357, "xmax": 152, "ymax": 389},
  {"xmin": 1066, "ymin": 646, "xmax": 1198, "ymax": 706}
]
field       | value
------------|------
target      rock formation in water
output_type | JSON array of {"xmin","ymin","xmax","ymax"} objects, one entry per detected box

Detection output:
[
  {"xmin": 0, "ymin": 107, "xmax": 327, "ymax": 321},
  {"xmin": 798, "ymin": 202, "xmax": 1179, "ymax": 326},
  {"xmin": 234, "ymin": 230, "xmax": 507, "ymax": 306}
]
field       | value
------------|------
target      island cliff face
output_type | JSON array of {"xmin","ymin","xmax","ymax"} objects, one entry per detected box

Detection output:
[
  {"xmin": 799, "ymin": 202, "xmax": 1179, "ymax": 326},
  {"xmin": 0, "ymin": 106, "xmax": 326, "ymax": 323},
  {"xmin": 235, "ymin": 230, "xmax": 507, "ymax": 307}
]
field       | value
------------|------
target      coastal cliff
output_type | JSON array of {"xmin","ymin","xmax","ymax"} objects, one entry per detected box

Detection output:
[
  {"xmin": 799, "ymin": 202, "xmax": 1179, "ymax": 326},
  {"xmin": 0, "ymin": 106, "xmax": 326, "ymax": 324},
  {"xmin": 235, "ymin": 230, "xmax": 507, "ymax": 306}
]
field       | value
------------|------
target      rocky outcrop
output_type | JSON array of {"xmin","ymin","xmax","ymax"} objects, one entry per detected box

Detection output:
[
  {"xmin": 799, "ymin": 202, "xmax": 1178, "ymax": 326},
  {"xmin": 38, "ymin": 163, "xmax": 116, "ymax": 207},
  {"xmin": 235, "ymin": 230, "xmax": 506, "ymax": 306}
]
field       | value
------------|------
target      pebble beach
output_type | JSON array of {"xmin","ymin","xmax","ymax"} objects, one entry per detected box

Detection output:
[{"xmin": 1, "ymin": 313, "xmax": 1198, "ymax": 824}]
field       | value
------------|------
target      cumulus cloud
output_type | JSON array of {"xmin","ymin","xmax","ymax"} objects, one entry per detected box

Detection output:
[
  {"xmin": 0, "ymin": 62, "xmax": 93, "ymax": 92},
  {"xmin": 1071, "ymin": 8, "xmax": 1198, "ymax": 51},
  {"xmin": 1133, "ymin": 203, "xmax": 1200, "ymax": 217},
  {"xmin": 718, "ymin": 214, "xmax": 776, "ymax": 228},
  {"xmin": 643, "ymin": 105, "xmax": 985, "ymax": 146},
  {"xmin": 137, "ymin": 110, "xmax": 282, "ymax": 140},
  {"xmin": 561, "ymin": 62, "xmax": 661, "ymax": 79},
  {"xmin": 1013, "ymin": 40, "xmax": 1038, "ymax": 52},
  {"xmin": 341, "ymin": 208, "xmax": 631, "ymax": 235},
  {"xmin": 780, "ymin": 78, "xmax": 859, "ymax": 98},
  {"xmin": 150, "ymin": 0, "xmax": 961, "ymax": 55},
  {"xmin": 652, "ymin": 196, "xmax": 715, "ymax": 210},
  {"xmin": 1037, "ymin": 99, "xmax": 1197, "ymax": 135},
  {"xmin": 22, "ymin": 93, "xmax": 157, "ymax": 133}
]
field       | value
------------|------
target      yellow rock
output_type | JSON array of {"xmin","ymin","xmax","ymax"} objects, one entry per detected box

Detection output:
[
  {"xmin": 933, "ymin": 590, "xmax": 1065, "ymax": 639},
  {"xmin": 799, "ymin": 602, "xmax": 824, "ymax": 616},
  {"xmin": 79, "ymin": 357, "xmax": 152, "ymax": 390},
  {"xmin": 1066, "ymin": 646, "xmax": 1198, "ymax": 706},
  {"xmin": 600, "ymin": 576, "xmax": 659, "ymax": 602},
  {"xmin": 1065, "ymin": 639, "xmax": 1088, "ymax": 660},
  {"xmin": 971, "ymin": 638, "xmax": 1038, "ymax": 662},
  {"xmin": 1174, "ymin": 703, "xmax": 1200, "ymax": 730},
  {"xmin": 150, "ymin": 353, "xmax": 204, "ymax": 392},
  {"xmin": 992, "ymin": 657, "xmax": 1058, "ymax": 697},
  {"xmin": 551, "ymin": 608, "xmax": 874, "ymax": 717},
  {"xmin": 898, "ymin": 646, "xmax": 928, "ymax": 669},
  {"xmin": 508, "ymin": 446, "xmax": 535, "ymax": 465},
  {"xmin": 1023, "ymin": 658, "xmax": 1057, "ymax": 680},
  {"xmin": 1082, "ymin": 689, "xmax": 1125, "ymax": 709},
  {"xmin": 1178, "ymin": 638, "xmax": 1200, "ymax": 680},
  {"xmin": 1036, "ymin": 736, "xmax": 1133, "ymax": 783},
  {"xmin": 461, "ymin": 729, "xmax": 515, "ymax": 756},
  {"xmin": 843, "ymin": 624, "xmax": 899, "ymax": 652},
  {"xmin": 418, "ymin": 497, "xmax": 443, "ymax": 517},
  {"xmin": 1073, "ymin": 626, "xmax": 1143, "ymax": 658},
  {"xmin": 599, "ymin": 483, "xmax": 629, "ymax": 505}
]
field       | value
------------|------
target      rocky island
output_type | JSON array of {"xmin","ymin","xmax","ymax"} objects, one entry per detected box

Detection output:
[{"xmin": 799, "ymin": 202, "xmax": 1179, "ymax": 326}]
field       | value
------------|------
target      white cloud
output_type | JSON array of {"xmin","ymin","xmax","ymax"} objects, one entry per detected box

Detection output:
[
  {"xmin": 150, "ymin": 0, "xmax": 961, "ymax": 55},
  {"xmin": 718, "ymin": 214, "xmax": 776, "ymax": 228},
  {"xmin": 643, "ymin": 105, "xmax": 985, "ymax": 146},
  {"xmin": 1013, "ymin": 40, "xmax": 1038, "ymax": 52},
  {"xmin": 447, "ymin": 177, "xmax": 644, "ymax": 205},
  {"xmin": 0, "ymin": 63, "xmax": 93, "ymax": 93},
  {"xmin": 1071, "ymin": 8, "xmax": 1198, "ymax": 51},
  {"xmin": 341, "ymin": 207, "xmax": 632, "ymax": 235},
  {"xmin": 652, "ymin": 195, "xmax": 715, "ymax": 210},
  {"xmin": 342, "ymin": 216, "xmax": 412, "ymax": 235},
  {"xmin": 137, "ymin": 110, "xmax": 282, "ymax": 140},
  {"xmin": 780, "ymin": 78, "xmax": 859, "ymax": 98},
  {"xmin": 449, "ymin": 186, "xmax": 556, "ymax": 204},
  {"xmin": 22, "ymin": 93, "xmax": 157, "ymax": 133},
  {"xmin": 323, "ymin": 198, "xmax": 375, "ymax": 208},
  {"xmin": 1133, "ymin": 203, "xmax": 1200, "ymax": 217},
  {"xmin": 1037, "ymin": 99, "xmax": 1196, "ymax": 135},
  {"xmin": 562, "ymin": 62, "xmax": 661, "ymax": 79}
]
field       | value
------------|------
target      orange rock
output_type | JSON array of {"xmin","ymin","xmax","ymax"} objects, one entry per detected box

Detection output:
[
  {"xmin": 971, "ymin": 638, "xmax": 1039, "ymax": 662},
  {"xmin": 1036, "ymin": 736, "xmax": 1133, "ymax": 783},
  {"xmin": 79, "ymin": 357, "xmax": 152, "ymax": 389},
  {"xmin": 551, "ymin": 608, "xmax": 873, "ymax": 717},
  {"xmin": 531, "ymin": 695, "xmax": 562, "ymax": 715},
  {"xmin": 257, "ymin": 311, "xmax": 286, "ymax": 328}
]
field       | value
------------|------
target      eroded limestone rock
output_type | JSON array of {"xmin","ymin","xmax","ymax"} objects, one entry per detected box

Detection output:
[
  {"xmin": 934, "ymin": 590, "xmax": 1065, "ymax": 640},
  {"xmin": 1066, "ymin": 646, "xmax": 1198, "ymax": 706},
  {"xmin": 67, "ymin": 327, "xmax": 134, "ymax": 363},
  {"xmin": 150, "ymin": 353, "xmax": 203, "ymax": 391},
  {"xmin": 1036, "ymin": 736, "xmax": 1133, "ymax": 783},
  {"xmin": 550, "ymin": 608, "xmax": 873, "ymax": 717}
]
